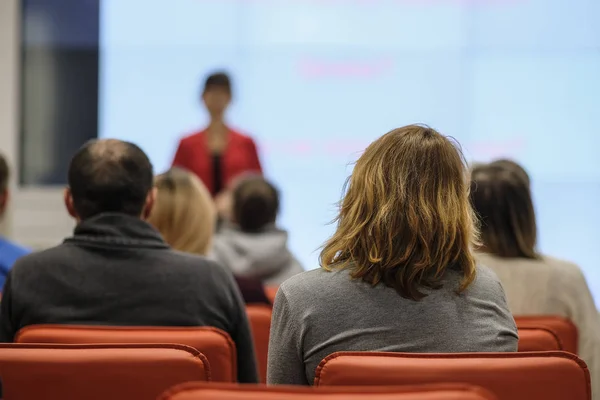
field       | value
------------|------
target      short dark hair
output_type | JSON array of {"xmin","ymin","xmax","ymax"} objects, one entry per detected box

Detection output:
[
  {"xmin": 233, "ymin": 176, "xmax": 279, "ymax": 233},
  {"xmin": 68, "ymin": 139, "xmax": 154, "ymax": 220},
  {"xmin": 470, "ymin": 162, "xmax": 538, "ymax": 259},
  {"xmin": 203, "ymin": 72, "xmax": 232, "ymax": 95},
  {"xmin": 0, "ymin": 153, "xmax": 9, "ymax": 192}
]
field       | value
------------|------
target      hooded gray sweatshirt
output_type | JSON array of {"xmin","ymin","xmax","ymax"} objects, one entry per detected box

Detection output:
[{"xmin": 211, "ymin": 224, "xmax": 304, "ymax": 286}]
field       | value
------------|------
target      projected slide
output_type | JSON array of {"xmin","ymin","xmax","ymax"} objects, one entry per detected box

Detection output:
[{"xmin": 99, "ymin": 0, "xmax": 600, "ymax": 303}]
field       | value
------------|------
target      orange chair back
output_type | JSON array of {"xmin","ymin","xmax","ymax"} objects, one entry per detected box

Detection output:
[
  {"xmin": 518, "ymin": 327, "xmax": 562, "ymax": 352},
  {"xmin": 246, "ymin": 305, "xmax": 272, "ymax": 383},
  {"xmin": 515, "ymin": 316, "xmax": 578, "ymax": 354},
  {"xmin": 265, "ymin": 286, "xmax": 278, "ymax": 303},
  {"xmin": 158, "ymin": 382, "xmax": 497, "ymax": 400},
  {"xmin": 314, "ymin": 351, "xmax": 590, "ymax": 400},
  {"xmin": 0, "ymin": 343, "xmax": 209, "ymax": 400},
  {"xmin": 16, "ymin": 325, "xmax": 236, "ymax": 382}
]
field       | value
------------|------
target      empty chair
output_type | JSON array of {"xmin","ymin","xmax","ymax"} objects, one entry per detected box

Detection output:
[
  {"xmin": 246, "ymin": 305, "xmax": 272, "ymax": 383},
  {"xmin": 16, "ymin": 325, "xmax": 236, "ymax": 382},
  {"xmin": 518, "ymin": 327, "xmax": 562, "ymax": 352},
  {"xmin": 0, "ymin": 343, "xmax": 209, "ymax": 400},
  {"xmin": 515, "ymin": 316, "xmax": 578, "ymax": 354},
  {"xmin": 314, "ymin": 351, "xmax": 591, "ymax": 400},
  {"xmin": 158, "ymin": 382, "xmax": 498, "ymax": 400}
]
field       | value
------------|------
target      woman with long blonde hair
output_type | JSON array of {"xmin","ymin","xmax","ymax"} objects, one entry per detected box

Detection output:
[
  {"xmin": 148, "ymin": 167, "xmax": 270, "ymax": 304},
  {"xmin": 267, "ymin": 125, "xmax": 518, "ymax": 385}
]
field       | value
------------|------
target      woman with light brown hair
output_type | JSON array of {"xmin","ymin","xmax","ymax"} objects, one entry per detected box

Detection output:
[
  {"xmin": 471, "ymin": 161, "xmax": 600, "ymax": 398},
  {"xmin": 267, "ymin": 125, "xmax": 518, "ymax": 386},
  {"xmin": 148, "ymin": 167, "xmax": 270, "ymax": 304}
]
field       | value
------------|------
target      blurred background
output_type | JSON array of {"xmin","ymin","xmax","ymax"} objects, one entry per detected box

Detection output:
[{"xmin": 1, "ymin": 0, "xmax": 599, "ymax": 302}]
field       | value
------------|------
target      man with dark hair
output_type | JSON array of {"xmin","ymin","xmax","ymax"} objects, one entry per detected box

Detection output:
[
  {"xmin": 0, "ymin": 153, "xmax": 29, "ymax": 289},
  {"xmin": 212, "ymin": 176, "xmax": 304, "ymax": 286},
  {"xmin": 172, "ymin": 71, "xmax": 263, "ymax": 198},
  {"xmin": 0, "ymin": 139, "xmax": 258, "ymax": 383}
]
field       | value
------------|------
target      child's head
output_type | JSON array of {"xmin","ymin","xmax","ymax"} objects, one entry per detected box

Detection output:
[{"xmin": 233, "ymin": 175, "xmax": 279, "ymax": 233}]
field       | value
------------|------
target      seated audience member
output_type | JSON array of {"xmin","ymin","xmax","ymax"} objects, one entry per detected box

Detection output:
[
  {"xmin": 0, "ymin": 140, "xmax": 258, "ymax": 383},
  {"xmin": 148, "ymin": 168, "xmax": 270, "ymax": 305},
  {"xmin": 489, "ymin": 158, "xmax": 531, "ymax": 187},
  {"xmin": 212, "ymin": 175, "xmax": 303, "ymax": 286},
  {"xmin": 0, "ymin": 154, "xmax": 29, "ymax": 289},
  {"xmin": 267, "ymin": 125, "xmax": 518, "ymax": 386},
  {"xmin": 471, "ymin": 161, "xmax": 600, "ymax": 397}
]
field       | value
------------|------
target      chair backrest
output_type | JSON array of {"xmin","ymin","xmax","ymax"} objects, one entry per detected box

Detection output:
[
  {"xmin": 518, "ymin": 327, "xmax": 562, "ymax": 352},
  {"xmin": 515, "ymin": 316, "xmax": 578, "ymax": 354},
  {"xmin": 246, "ymin": 305, "xmax": 272, "ymax": 383},
  {"xmin": 158, "ymin": 382, "xmax": 498, "ymax": 400},
  {"xmin": 0, "ymin": 343, "xmax": 209, "ymax": 400},
  {"xmin": 314, "ymin": 351, "xmax": 590, "ymax": 400},
  {"xmin": 265, "ymin": 286, "xmax": 278, "ymax": 303},
  {"xmin": 16, "ymin": 325, "xmax": 236, "ymax": 382}
]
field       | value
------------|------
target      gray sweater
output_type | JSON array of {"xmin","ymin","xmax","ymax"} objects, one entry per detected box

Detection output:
[
  {"xmin": 267, "ymin": 266, "xmax": 518, "ymax": 385},
  {"xmin": 211, "ymin": 224, "xmax": 304, "ymax": 286}
]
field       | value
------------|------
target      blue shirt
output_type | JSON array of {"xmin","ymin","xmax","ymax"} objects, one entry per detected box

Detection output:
[{"xmin": 0, "ymin": 237, "xmax": 30, "ymax": 289}]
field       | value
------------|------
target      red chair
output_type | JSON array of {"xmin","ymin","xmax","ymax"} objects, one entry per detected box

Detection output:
[
  {"xmin": 518, "ymin": 326, "xmax": 562, "ymax": 352},
  {"xmin": 314, "ymin": 351, "xmax": 590, "ymax": 400},
  {"xmin": 16, "ymin": 325, "xmax": 236, "ymax": 382},
  {"xmin": 246, "ymin": 304, "xmax": 272, "ymax": 383},
  {"xmin": 158, "ymin": 382, "xmax": 498, "ymax": 400},
  {"xmin": 515, "ymin": 316, "xmax": 578, "ymax": 354},
  {"xmin": 265, "ymin": 286, "xmax": 279, "ymax": 303},
  {"xmin": 0, "ymin": 343, "xmax": 209, "ymax": 400}
]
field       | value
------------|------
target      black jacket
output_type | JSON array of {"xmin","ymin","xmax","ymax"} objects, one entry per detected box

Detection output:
[{"xmin": 0, "ymin": 213, "xmax": 258, "ymax": 383}]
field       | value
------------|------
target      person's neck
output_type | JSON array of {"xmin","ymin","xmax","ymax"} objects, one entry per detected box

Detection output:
[{"xmin": 207, "ymin": 118, "xmax": 227, "ymax": 135}]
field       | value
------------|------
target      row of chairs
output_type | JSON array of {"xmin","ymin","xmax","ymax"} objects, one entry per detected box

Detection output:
[
  {"xmin": 0, "ymin": 343, "xmax": 589, "ymax": 399},
  {"xmin": 0, "ymin": 297, "xmax": 583, "ymax": 399},
  {"xmin": 12, "ymin": 308, "xmax": 580, "ymax": 384}
]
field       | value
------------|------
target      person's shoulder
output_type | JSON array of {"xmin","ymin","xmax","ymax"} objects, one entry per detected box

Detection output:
[
  {"xmin": 10, "ymin": 244, "xmax": 67, "ymax": 276},
  {"xmin": 178, "ymin": 129, "xmax": 206, "ymax": 146},
  {"xmin": 163, "ymin": 249, "xmax": 221, "ymax": 274},
  {"xmin": 228, "ymin": 128, "xmax": 256, "ymax": 143},
  {"xmin": 279, "ymin": 268, "xmax": 336, "ymax": 298},
  {"xmin": 541, "ymin": 254, "xmax": 580, "ymax": 271},
  {"xmin": 540, "ymin": 254, "xmax": 587, "ymax": 283},
  {"xmin": 0, "ymin": 238, "xmax": 30, "ymax": 260},
  {"xmin": 164, "ymin": 249, "xmax": 237, "ymax": 285},
  {"xmin": 467, "ymin": 264, "xmax": 505, "ymax": 295}
]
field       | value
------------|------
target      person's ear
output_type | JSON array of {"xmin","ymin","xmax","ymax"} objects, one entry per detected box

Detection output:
[
  {"xmin": 63, "ymin": 187, "xmax": 79, "ymax": 221},
  {"xmin": 142, "ymin": 187, "xmax": 157, "ymax": 220},
  {"xmin": 0, "ymin": 189, "xmax": 9, "ymax": 216}
]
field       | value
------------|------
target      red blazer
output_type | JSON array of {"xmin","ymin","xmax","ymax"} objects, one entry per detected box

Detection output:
[{"xmin": 172, "ymin": 128, "xmax": 262, "ymax": 195}]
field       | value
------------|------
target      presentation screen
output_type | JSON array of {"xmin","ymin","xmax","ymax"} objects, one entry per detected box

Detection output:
[{"xmin": 99, "ymin": 0, "xmax": 600, "ymax": 303}]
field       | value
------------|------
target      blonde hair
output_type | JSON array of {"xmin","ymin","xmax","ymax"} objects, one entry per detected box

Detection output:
[
  {"xmin": 319, "ymin": 125, "xmax": 479, "ymax": 301},
  {"xmin": 148, "ymin": 168, "xmax": 216, "ymax": 255}
]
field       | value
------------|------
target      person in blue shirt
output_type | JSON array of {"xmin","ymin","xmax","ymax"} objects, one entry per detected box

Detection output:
[{"xmin": 0, "ymin": 154, "xmax": 29, "ymax": 289}]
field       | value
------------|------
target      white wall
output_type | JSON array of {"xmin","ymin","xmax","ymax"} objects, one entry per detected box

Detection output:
[{"xmin": 0, "ymin": 0, "xmax": 73, "ymax": 250}]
